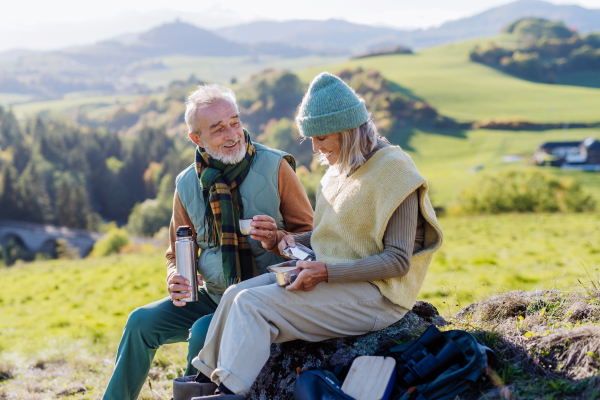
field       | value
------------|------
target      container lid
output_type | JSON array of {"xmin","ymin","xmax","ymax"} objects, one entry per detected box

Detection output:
[{"xmin": 176, "ymin": 225, "xmax": 193, "ymax": 238}]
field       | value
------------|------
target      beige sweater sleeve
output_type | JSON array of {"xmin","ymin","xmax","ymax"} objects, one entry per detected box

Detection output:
[
  {"xmin": 165, "ymin": 189, "xmax": 196, "ymax": 283},
  {"xmin": 326, "ymin": 190, "xmax": 420, "ymax": 283}
]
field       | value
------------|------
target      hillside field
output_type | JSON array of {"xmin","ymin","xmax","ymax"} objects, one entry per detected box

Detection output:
[
  {"xmin": 406, "ymin": 127, "xmax": 600, "ymax": 207},
  {"xmin": 298, "ymin": 36, "xmax": 600, "ymax": 124},
  {"xmin": 1, "ymin": 213, "xmax": 599, "ymax": 398},
  {"xmin": 1, "ymin": 212, "xmax": 598, "ymax": 351}
]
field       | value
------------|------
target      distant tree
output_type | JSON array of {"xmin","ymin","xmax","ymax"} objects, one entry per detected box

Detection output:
[
  {"xmin": 32, "ymin": 117, "xmax": 47, "ymax": 141},
  {"xmin": 584, "ymin": 33, "xmax": 600, "ymax": 47},
  {"xmin": 257, "ymin": 118, "xmax": 312, "ymax": 167},
  {"xmin": 0, "ymin": 166, "xmax": 25, "ymax": 220},
  {"xmin": 504, "ymin": 18, "xmax": 573, "ymax": 40},
  {"xmin": 54, "ymin": 175, "xmax": 100, "ymax": 230},
  {"xmin": 0, "ymin": 107, "xmax": 22, "ymax": 148},
  {"xmin": 450, "ymin": 170, "xmax": 596, "ymax": 215},
  {"xmin": 17, "ymin": 162, "xmax": 53, "ymax": 224},
  {"xmin": 126, "ymin": 174, "xmax": 173, "ymax": 237}
]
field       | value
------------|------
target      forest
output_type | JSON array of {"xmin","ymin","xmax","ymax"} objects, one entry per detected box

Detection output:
[{"xmin": 470, "ymin": 18, "xmax": 600, "ymax": 83}]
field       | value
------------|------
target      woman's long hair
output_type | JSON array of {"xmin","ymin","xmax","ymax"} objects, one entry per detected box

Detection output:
[{"xmin": 316, "ymin": 119, "xmax": 378, "ymax": 176}]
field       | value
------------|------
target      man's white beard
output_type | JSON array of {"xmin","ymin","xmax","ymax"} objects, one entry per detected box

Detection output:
[{"xmin": 200, "ymin": 136, "xmax": 246, "ymax": 164}]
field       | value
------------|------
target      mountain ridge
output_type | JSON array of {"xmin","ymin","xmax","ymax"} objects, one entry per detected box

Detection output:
[{"xmin": 215, "ymin": 0, "xmax": 600, "ymax": 51}]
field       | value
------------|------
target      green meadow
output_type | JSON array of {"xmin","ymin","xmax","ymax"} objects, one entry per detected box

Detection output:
[
  {"xmin": 298, "ymin": 37, "xmax": 600, "ymax": 123},
  {"xmin": 406, "ymin": 127, "xmax": 600, "ymax": 207},
  {"xmin": 1, "ymin": 212, "xmax": 598, "ymax": 356},
  {"xmin": 10, "ymin": 93, "xmax": 147, "ymax": 120}
]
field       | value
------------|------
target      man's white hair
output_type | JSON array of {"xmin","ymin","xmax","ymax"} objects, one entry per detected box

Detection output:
[{"xmin": 184, "ymin": 84, "xmax": 239, "ymax": 135}]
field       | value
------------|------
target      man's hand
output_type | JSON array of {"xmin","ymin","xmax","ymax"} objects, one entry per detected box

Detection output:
[
  {"xmin": 277, "ymin": 235, "xmax": 295, "ymax": 255},
  {"xmin": 250, "ymin": 215, "xmax": 278, "ymax": 250},
  {"xmin": 286, "ymin": 261, "xmax": 328, "ymax": 292},
  {"xmin": 168, "ymin": 274, "xmax": 203, "ymax": 307}
]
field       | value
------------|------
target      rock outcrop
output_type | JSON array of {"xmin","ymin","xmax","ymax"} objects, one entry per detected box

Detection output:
[{"xmin": 247, "ymin": 301, "xmax": 446, "ymax": 400}]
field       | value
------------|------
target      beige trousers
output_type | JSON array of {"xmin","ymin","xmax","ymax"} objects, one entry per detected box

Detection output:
[{"xmin": 191, "ymin": 273, "xmax": 407, "ymax": 395}]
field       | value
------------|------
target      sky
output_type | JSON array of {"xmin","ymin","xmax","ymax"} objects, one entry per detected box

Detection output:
[{"xmin": 1, "ymin": 0, "xmax": 600, "ymax": 53}]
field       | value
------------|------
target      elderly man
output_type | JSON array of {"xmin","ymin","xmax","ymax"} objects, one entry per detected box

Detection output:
[{"xmin": 102, "ymin": 84, "xmax": 314, "ymax": 400}]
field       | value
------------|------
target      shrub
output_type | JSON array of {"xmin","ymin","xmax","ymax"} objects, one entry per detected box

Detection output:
[
  {"xmin": 90, "ymin": 227, "xmax": 130, "ymax": 257},
  {"xmin": 126, "ymin": 174, "xmax": 173, "ymax": 237},
  {"xmin": 450, "ymin": 170, "xmax": 596, "ymax": 215}
]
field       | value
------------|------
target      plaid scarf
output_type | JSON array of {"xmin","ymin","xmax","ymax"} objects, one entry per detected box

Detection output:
[{"xmin": 196, "ymin": 129, "xmax": 259, "ymax": 285}]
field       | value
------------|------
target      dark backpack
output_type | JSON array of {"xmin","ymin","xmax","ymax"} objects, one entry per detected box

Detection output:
[
  {"xmin": 389, "ymin": 326, "xmax": 496, "ymax": 400},
  {"xmin": 293, "ymin": 326, "xmax": 495, "ymax": 400},
  {"xmin": 293, "ymin": 367, "xmax": 356, "ymax": 400}
]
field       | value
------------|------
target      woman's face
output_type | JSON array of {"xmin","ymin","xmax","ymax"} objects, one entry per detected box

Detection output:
[{"xmin": 311, "ymin": 133, "xmax": 342, "ymax": 166}]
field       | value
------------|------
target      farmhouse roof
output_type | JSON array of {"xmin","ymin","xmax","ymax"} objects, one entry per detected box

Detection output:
[
  {"xmin": 538, "ymin": 141, "xmax": 580, "ymax": 149},
  {"xmin": 581, "ymin": 138, "xmax": 600, "ymax": 150}
]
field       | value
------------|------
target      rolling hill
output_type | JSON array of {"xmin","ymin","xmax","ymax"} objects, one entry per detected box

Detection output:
[
  {"xmin": 297, "ymin": 36, "xmax": 600, "ymax": 124},
  {"xmin": 0, "ymin": 21, "xmax": 310, "ymax": 98},
  {"xmin": 216, "ymin": 0, "xmax": 600, "ymax": 52},
  {"xmin": 410, "ymin": 0, "xmax": 600, "ymax": 49}
]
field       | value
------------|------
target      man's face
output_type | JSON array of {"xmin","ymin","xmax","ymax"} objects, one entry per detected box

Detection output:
[{"xmin": 189, "ymin": 99, "xmax": 246, "ymax": 164}]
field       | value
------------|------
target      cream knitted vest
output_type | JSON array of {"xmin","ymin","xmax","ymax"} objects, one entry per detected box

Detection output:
[{"xmin": 312, "ymin": 146, "xmax": 443, "ymax": 309}]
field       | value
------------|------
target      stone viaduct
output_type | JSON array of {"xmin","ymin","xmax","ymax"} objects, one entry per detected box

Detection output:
[{"xmin": 0, "ymin": 220, "xmax": 103, "ymax": 258}]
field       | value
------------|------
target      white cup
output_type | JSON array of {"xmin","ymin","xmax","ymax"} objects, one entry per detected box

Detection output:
[{"xmin": 239, "ymin": 219, "xmax": 253, "ymax": 235}]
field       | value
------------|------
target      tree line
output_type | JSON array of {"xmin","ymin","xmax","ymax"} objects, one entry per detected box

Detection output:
[
  {"xmin": 0, "ymin": 67, "xmax": 450, "ymax": 248},
  {"xmin": 470, "ymin": 18, "xmax": 600, "ymax": 83},
  {"xmin": 0, "ymin": 107, "xmax": 191, "ymax": 232}
]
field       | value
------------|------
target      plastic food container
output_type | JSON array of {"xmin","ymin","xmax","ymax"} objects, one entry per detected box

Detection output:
[
  {"xmin": 282, "ymin": 243, "xmax": 315, "ymax": 261},
  {"xmin": 267, "ymin": 261, "xmax": 301, "ymax": 287}
]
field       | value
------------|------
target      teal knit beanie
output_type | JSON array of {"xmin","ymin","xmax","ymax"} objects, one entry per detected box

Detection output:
[{"xmin": 296, "ymin": 72, "xmax": 369, "ymax": 137}]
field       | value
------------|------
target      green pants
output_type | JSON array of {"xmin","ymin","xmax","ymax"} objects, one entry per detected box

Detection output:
[{"xmin": 102, "ymin": 288, "xmax": 217, "ymax": 400}]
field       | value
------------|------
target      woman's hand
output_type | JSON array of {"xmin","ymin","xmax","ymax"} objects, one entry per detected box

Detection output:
[
  {"xmin": 277, "ymin": 235, "xmax": 295, "ymax": 255},
  {"xmin": 251, "ymin": 215, "xmax": 278, "ymax": 250},
  {"xmin": 286, "ymin": 261, "xmax": 328, "ymax": 292}
]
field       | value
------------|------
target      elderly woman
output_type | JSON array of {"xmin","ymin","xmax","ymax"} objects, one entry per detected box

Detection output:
[{"xmin": 190, "ymin": 72, "xmax": 443, "ymax": 399}]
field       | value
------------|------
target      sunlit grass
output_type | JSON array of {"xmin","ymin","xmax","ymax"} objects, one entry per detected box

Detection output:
[
  {"xmin": 422, "ymin": 213, "xmax": 600, "ymax": 314},
  {"xmin": 0, "ymin": 250, "xmax": 168, "ymax": 355},
  {"xmin": 406, "ymin": 127, "xmax": 600, "ymax": 207},
  {"xmin": 298, "ymin": 36, "xmax": 600, "ymax": 123},
  {"xmin": 1, "ymin": 213, "xmax": 599, "ymax": 397},
  {"xmin": 2, "ymin": 213, "xmax": 598, "ymax": 354}
]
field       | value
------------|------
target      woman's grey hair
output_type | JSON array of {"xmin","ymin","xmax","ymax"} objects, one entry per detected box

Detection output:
[
  {"xmin": 317, "ymin": 119, "xmax": 378, "ymax": 175},
  {"xmin": 184, "ymin": 84, "xmax": 239, "ymax": 135}
]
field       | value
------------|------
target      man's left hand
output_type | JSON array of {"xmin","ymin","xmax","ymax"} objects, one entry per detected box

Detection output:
[
  {"xmin": 251, "ymin": 215, "xmax": 278, "ymax": 250},
  {"xmin": 286, "ymin": 261, "xmax": 328, "ymax": 292}
]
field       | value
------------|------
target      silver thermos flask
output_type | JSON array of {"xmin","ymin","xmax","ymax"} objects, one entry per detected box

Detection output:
[{"xmin": 175, "ymin": 225, "xmax": 198, "ymax": 302}]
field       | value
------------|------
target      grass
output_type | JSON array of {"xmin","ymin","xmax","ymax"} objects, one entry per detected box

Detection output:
[
  {"xmin": 298, "ymin": 36, "xmax": 600, "ymax": 124},
  {"xmin": 0, "ymin": 250, "xmax": 168, "ymax": 355},
  {"xmin": 9, "ymin": 93, "xmax": 152, "ymax": 120},
  {"xmin": 1, "ymin": 213, "xmax": 598, "ymax": 352},
  {"xmin": 422, "ymin": 212, "xmax": 600, "ymax": 314},
  {"xmin": 0, "ymin": 211, "xmax": 598, "ymax": 397},
  {"xmin": 402, "ymin": 127, "xmax": 600, "ymax": 208},
  {"xmin": 0, "ymin": 249, "xmax": 186, "ymax": 399}
]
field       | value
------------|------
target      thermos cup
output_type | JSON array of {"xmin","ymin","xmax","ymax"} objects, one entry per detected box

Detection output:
[{"xmin": 175, "ymin": 225, "xmax": 198, "ymax": 302}]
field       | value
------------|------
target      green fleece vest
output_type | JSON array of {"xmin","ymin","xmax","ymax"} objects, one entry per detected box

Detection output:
[{"xmin": 176, "ymin": 143, "xmax": 294, "ymax": 303}]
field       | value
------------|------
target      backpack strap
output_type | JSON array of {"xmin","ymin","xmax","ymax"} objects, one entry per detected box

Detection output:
[{"xmin": 407, "ymin": 387, "xmax": 429, "ymax": 400}]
